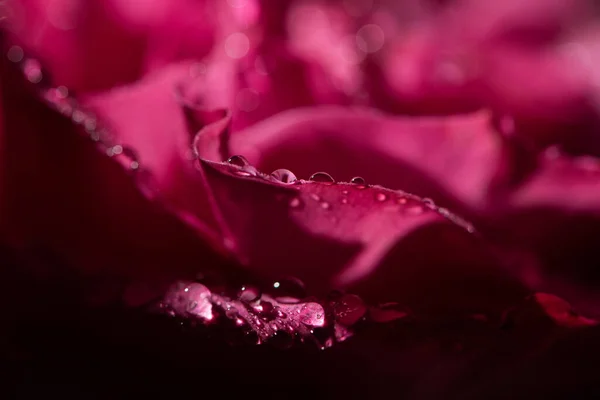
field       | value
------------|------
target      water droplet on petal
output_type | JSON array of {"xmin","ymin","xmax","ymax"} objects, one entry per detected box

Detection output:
[
  {"xmin": 271, "ymin": 168, "xmax": 297, "ymax": 184},
  {"xmin": 309, "ymin": 172, "xmax": 335, "ymax": 183},
  {"xmin": 350, "ymin": 176, "xmax": 365, "ymax": 185},
  {"xmin": 375, "ymin": 193, "xmax": 387, "ymax": 202},
  {"xmin": 298, "ymin": 303, "xmax": 326, "ymax": 327},
  {"xmin": 227, "ymin": 155, "xmax": 250, "ymax": 167},
  {"xmin": 272, "ymin": 277, "xmax": 306, "ymax": 301},
  {"xmin": 310, "ymin": 193, "xmax": 320, "ymax": 201},
  {"xmin": 334, "ymin": 294, "xmax": 366, "ymax": 326},
  {"xmin": 397, "ymin": 197, "xmax": 407, "ymax": 205},
  {"xmin": 320, "ymin": 201, "xmax": 331, "ymax": 210},
  {"xmin": 289, "ymin": 197, "xmax": 303, "ymax": 209},
  {"xmin": 341, "ymin": 198, "xmax": 348, "ymax": 204},
  {"xmin": 165, "ymin": 282, "xmax": 213, "ymax": 320},
  {"xmin": 342, "ymin": 190, "xmax": 349, "ymax": 195},
  {"xmin": 238, "ymin": 285, "xmax": 262, "ymax": 303},
  {"xmin": 370, "ymin": 302, "xmax": 409, "ymax": 322}
]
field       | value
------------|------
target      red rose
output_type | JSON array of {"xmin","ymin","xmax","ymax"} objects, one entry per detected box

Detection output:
[{"xmin": 2, "ymin": 1, "xmax": 600, "ymax": 398}]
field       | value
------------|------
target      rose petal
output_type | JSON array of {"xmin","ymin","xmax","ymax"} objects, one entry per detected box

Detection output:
[
  {"xmin": 82, "ymin": 62, "xmax": 230, "ymax": 240},
  {"xmin": 196, "ymin": 106, "xmax": 504, "ymax": 214},
  {"xmin": 0, "ymin": 39, "xmax": 225, "ymax": 301},
  {"xmin": 197, "ymin": 158, "xmax": 526, "ymax": 315},
  {"xmin": 7, "ymin": 0, "xmax": 215, "ymax": 93},
  {"xmin": 485, "ymin": 153, "xmax": 600, "ymax": 316}
]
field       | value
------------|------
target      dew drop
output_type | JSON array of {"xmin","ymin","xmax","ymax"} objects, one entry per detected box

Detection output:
[
  {"xmin": 370, "ymin": 302, "xmax": 409, "ymax": 323},
  {"xmin": 309, "ymin": 172, "xmax": 335, "ymax": 183},
  {"xmin": 227, "ymin": 155, "xmax": 250, "ymax": 167},
  {"xmin": 397, "ymin": 197, "xmax": 407, "ymax": 205},
  {"xmin": 272, "ymin": 277, "xmax": 306, "ymax": 301},
  {"xmin": 375, "ymin": 193, "xmax": 387, "ymax": 202},
  {"xmin": 320, "ymin": 201, "xmax": 331, "ymax": 210},
  {"xmin": 238, "ymin": 285, "xmax": 262, "ymax": 303},
  {"xmin": 350, "ymin": 176, "xmax": 365, "ymax": 185},
  {"xmin": 271, "ymin": 168, "xmax": 297, "ymax": 184},
  {"xmin": 334, "ymin": 294, "xmax": 366, "ymax": 326},
  {"xmin": 298, "ymin": 303, "xmax": 326, "ymax": 327},
  {"xmin": 310, "ymin": 193, "xmax": 320, "ymax": 201},
  {"xmin": 342, "ymin": 190, "xmax": 349, "ymax": 195},
  {"xmin": 341, "ymin": 198, "xmax": 348, "ymax": 204},
  {"xmin": 289, "ymin": 197, "xmax": 303, "ymax": 209}
]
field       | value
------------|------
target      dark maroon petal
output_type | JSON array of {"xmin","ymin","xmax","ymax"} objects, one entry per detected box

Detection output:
[
  {"xmin": 0, "ymin": 38, "xmax": 226, "ymax": 304},
  {"xmin": 197, "ymin": 106, "xmax": 505, "ymax": 214},
  {"xmin": 197, "ymin": 158, "xmax": 526, "ymax": 315},
  {"xmin": 486, "ymin": 152, "xmax": 600, "ymax": 316}
]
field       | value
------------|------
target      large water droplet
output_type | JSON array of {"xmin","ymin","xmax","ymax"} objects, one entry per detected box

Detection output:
[
  {"xmin": 350, "ymin": 176, "xmax": 365, "ymax": 185},
  {"xmin": 370, "ymin": 302, "xmax": 409, "ymax": 323},
  {"xmin": 238, "ymin": 285, "xmax": 261, "ymax": 303},
  {"xmin": 298, "ymin": 303, "xmax": 326, "ymax": 327},
  {"xmin": 271, "ymin": 169, "xmax": 297, "ymax": 184},
  {"xmin": 272, "ymin": 277, "xmax": 306, "ymax": 302},
  {"xmin": 227, "ymin": 155, "xmax": 250, "ymax": 167},
  {"xmin": 164, "ymin": 282, "xmax": 213, "ymax": 320},
  {"xmin": 334, "ymin": 294, "xmax": 366, "ymax": 326},
  {"xmin": 309, "ymin": 172, "xmax": 335, "ymax": 183}
]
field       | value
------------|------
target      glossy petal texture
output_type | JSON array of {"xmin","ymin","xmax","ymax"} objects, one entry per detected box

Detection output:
[
  {"xmin": 196, "ymin": 107, "xmax": 504, "ymax": 214},
  {"xmin": 197, "ymin": 158, "xmax": 526, "ymax": 315}
]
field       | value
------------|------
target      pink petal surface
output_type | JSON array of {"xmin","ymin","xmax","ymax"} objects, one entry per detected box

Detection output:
[
  {"xmin": 197, "ymin": 158, "xmax": 526, "ymax": 315},
  {"xmin": 199, "ymin": 107, "xmax": 504, "ymax": 214}
]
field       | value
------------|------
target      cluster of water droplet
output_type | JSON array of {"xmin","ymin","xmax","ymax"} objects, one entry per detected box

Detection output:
[
  {"xmin": 7, "ymin": 45, "xmax": 143, "ymax": 174},
  {"xmin": 223, "ymin": 155, "xmax": 475, "ymax": 232},
  {"xmin": 159, "ymin": 275, "xmax": 413, "ymax": 350}
]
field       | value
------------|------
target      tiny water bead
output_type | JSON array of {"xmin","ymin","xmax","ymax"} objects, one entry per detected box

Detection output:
[
  {"xmin": 271, "ymin": 168, "xmax": 297, "ymax": 184},
  {"xmin": 309, "ymin": 172, "xmax": 335, "ymax": 183},
  {"xmin": 375, "ymin": 193, "xmax": 387, "ymax": 202},
  {"xmin": 226, "ymin": 155, "xmax": 250, "ymax": 167},
  {"xmin": 320, "ymin": 201, "xmax": 331, "ymax": 210},
  {"xmin": 350, "ymin": 176, "xmax": 365, "ymax": 185}
]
